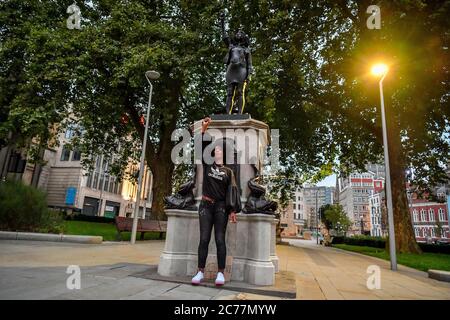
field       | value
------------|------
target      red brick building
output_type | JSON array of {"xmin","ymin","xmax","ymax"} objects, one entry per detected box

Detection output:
[{"xmin": 409, "ymin": 199, "xmax": 449, "ymax": 243}]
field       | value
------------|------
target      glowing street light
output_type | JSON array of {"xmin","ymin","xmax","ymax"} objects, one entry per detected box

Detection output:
[
  {"xmin": 371, "ymin": 62, "xmax": 397, "ymax": 271},
  {"xmin": 371, "ymin": 63, "xmax": 389, "ymax": 77}
]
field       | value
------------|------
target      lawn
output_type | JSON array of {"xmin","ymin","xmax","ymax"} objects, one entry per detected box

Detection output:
[
  {"xmin": 63, "ymin": 220, "xmax": 165, "ymax": 241},
  {"xmin": 333, "ymin": 244, "xmax": 450, "ymax": 272}
]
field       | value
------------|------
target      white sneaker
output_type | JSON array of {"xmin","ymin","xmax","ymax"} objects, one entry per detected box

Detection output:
[
  {"xmin": 191, "ymin": 271, "xmax": 204, "ymax": 285},
  {"xmin": 215, "ymin": 272, "xmax": 225, "ymax": 286}
]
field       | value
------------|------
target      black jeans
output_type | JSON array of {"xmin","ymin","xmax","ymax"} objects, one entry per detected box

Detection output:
[{"xmin": 198, "ymin": 200, "xmax": 228, "ymax": 270}]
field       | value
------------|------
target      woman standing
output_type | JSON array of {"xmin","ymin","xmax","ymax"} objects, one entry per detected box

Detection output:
[{"xmin": 191, "ymin": 117, "xmax": 240, "ymax": 286}]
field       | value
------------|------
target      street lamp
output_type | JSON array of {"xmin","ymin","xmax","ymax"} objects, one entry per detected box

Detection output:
[
  {"xmin": 315, "ymin": 189, "xmax": 319, "ymax": 245},
  {"xmin": 371, "ymin": 62, "xmax": 397, "ymax": 270},
  {"xmin": 360, "ymin": 215, "xmax": 364, "ymax": 235},
  {"xmin": 130, "ymin": 70, "xmax": 160, "ymax": 245}
]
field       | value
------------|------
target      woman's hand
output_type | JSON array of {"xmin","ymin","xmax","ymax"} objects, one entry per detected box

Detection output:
[
  {"xmin": 201, "ymin": 117, "xmax": 211, "ymax": 133},
  {"xmin": 229, "ymin": 212, "xmax": 237, "ymax": 223}
]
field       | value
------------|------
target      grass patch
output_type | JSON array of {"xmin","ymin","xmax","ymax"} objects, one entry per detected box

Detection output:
[
  {"xmin": 63, "ymin": 220, "xmax": 165, "ymax": 241},
  {"xmin": 333, "ymin": 244, "xmax": 450, "ymax": 272}
]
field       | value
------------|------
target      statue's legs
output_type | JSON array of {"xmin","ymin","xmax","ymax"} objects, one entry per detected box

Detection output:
[
  {"xmin": 225, "ymin": 83, "xmax": 237, "ymax": 114},
  {"xmin": 235, "ymin": 82, "xmax": 246, "ymax": 114}
]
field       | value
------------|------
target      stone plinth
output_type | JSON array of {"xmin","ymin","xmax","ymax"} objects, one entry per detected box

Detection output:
[
  {"xmin": 191, "ymin": 116, "xmax": 270, "ymax": 203},
  {"xmin": 158, "ymin": 209, "xmax": 278, "ymax": 286}
]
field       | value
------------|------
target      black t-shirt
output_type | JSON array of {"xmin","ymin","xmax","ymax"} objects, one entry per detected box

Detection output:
[{"xmin": 200, "ymin": 132, "xmax": 237, "ymax": 204}]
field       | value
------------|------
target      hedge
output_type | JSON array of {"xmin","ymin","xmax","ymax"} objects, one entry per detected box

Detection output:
[
  {"xmin": 64, "ymin": 213, "xmax": 115, "ymax": 224},
  {"xmin": 331, "ymin": 235, "xmax": 450, "ymax": 254}
]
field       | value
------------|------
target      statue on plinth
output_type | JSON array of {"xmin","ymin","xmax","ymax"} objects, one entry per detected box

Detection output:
[{"xmin": 221, "ymin": 13, "xmax": 253, "ymax": 115}]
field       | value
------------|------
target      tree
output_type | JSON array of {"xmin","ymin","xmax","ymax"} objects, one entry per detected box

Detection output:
[
  {"xmin": 0, "ymin": 0, "xmax": 76, "ymax": 162},
  {"xmin": 2, "ymin": 1, "xmax": 448, "ymax": 254},
  {"xmin": 229, "ymin": 0, "xmax": 449, "ymax": 253},
  {"xmin": 321, "ymin": 204, "xmax": 352, "ymax": 236}
]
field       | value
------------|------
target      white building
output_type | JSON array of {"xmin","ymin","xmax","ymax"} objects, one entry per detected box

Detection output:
[
  {"xmin": 368, "ymin": 191, "xmax": 386, "ymax": 237},
  {"xmin": 337, "ymin": 168, "xmax": 385, "ymax": 234},
  {"xmin": 292, "ymin": 185, "xmax": 335, "ymax": 231}
]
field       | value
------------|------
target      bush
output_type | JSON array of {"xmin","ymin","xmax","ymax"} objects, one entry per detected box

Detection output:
[
  {"xmin": 331, "ymin": 236, "xmax": 345, "ymax": 244},
  {"xmin": 332, "ymin": 235, "xmax": 450, "ymax": 255},
  {"xmin": 344, "ymin": 235, "xmax": 387, "ymax": 248},
  {"xmin": 38, "ymin": 209, "xmax": 66, "ymax": 234},
  {"xmin": 419, "ymin": 243, "xmax": 450, "ymax": 255},
  {"xmin": 65, "ymin": 213, "xmax": 115, "ymax": 224},
  {"xmin": 0, "ymin": 180, "xmax": 50, "ymax": 231},
  {"xmin": 332, "ymin": 235, "xmax": 386, "ymax": 248}
]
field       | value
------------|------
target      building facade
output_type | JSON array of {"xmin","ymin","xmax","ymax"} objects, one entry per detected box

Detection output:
[
  {"xmin": 280, "ymin": 201, "xmax": 298, "ymax": 237},
  {"xmin": 337, "ymin": 169, "xmax": 385, "ymax": 235},
  {"xmin": 368, "ymin": 191, "xmax": 387, "ymax": 237},
  {"xmin": 409, "ymin": 200, "xmax": 449, "ymax": 243},
  {"xmin": 292, "ymin": 185, "xmax": 335, "ymax": 232},
  {"xmin": 1, "ymin": 128, "xmax": 153, "ymax": 219}
]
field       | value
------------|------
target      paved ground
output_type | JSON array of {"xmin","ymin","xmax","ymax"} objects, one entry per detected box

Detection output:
[{"xmin": 1, "ymin": 238, "xmax": 449, "ymax": 300}]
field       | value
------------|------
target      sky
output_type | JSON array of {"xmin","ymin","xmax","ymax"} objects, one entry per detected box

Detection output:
[{"xmin": 316, "ymin": 174, "xmax": 337, "ymax": 187}]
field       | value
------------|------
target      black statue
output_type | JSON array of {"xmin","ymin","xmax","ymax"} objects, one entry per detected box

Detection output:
[
  {"xmin": 164, "ymin": 180, "xmax": 197, "ymax": 211},
  {"xmin": 243, "ymin": 166, "xmax": 278, "ymax": 215},
  {"xmin": 221, "ymin": 13, "xmax": 253, "ymax": 115}
]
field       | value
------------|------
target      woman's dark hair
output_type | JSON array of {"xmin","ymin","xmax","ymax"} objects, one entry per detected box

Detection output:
[{"xmin": 211, "ymin": 138, "xmax": 235, "ymax": 165}]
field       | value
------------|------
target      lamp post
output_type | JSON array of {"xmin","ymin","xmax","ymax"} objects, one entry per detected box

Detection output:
[
  {"xmin": 371, "ymin": 63, "xmax": 397, "ymax": 270},
  {"xmin": 315, "ymin": 189, "xmax": 319, "ymax": 245},
  {"xmin": 360, "ymin": 215, "xmax": 364, "ymax": 235},
  {"xmin": 131, "ymin": 70, "xmax": 160, "ymax": 245}
]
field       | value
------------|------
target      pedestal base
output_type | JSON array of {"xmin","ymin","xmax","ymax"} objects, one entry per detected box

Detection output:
[{"xmin": 158, "ymin": 209, "xmax": 279, "ymax": 286}]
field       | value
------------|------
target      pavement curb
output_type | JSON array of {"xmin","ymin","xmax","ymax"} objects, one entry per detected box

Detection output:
[
  {"xmin": 428, "ymin": 269, "xmax": 450, "ymax": 282},
  {"xmin": 0, "ymin": 231, "xmax": 102, "ymax": 244}
]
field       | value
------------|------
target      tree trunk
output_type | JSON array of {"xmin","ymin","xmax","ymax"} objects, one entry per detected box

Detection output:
[
  {"xmin": 150, "ymin": 160, "xmax": 174, "ymax": 221},
  {"xmin": 147, "ymin": 79, "xmax": 180, "ymax": 221},
  {"xmin": 385, "ymin": 94, "xmax": 422, "ymax": 254}
]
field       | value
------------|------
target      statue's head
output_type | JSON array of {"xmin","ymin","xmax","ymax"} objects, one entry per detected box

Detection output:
[{"xmin": 234, "ymin": 30, "xmax": 249, "ymax": 46}]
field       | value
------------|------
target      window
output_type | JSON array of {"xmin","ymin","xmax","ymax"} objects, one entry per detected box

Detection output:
[
  {"xmin": 428, "ymin": 209, "xmax": 435, "ymax": 222},
  {"xmin": 71, "ymin": 148, "xmax": 81, "ymax": 161},
  {"xmin": 60, "ymin": 145, "xmax": 71, "ymax": 161},
  {"xmin": 86, "ymin": 172, "xmax": 92, "ymax": 188},
  {"xmin": 65, "ymin": 127, "xmax": 75, "ymax": 139},
  {"xmin": 413, "ymin": 210, "xmax": 418, "ymax": 222},
  {"xmin": 103, "ymin": 175, "xmax": 109, "ymax": 191},
  {"xmin": 438, "ymin": 208, "xmax": 445, "ymax": 221},
  {"xmin": 99, "ymin": 173, "xmax": 105, "ymax": 190},
  {"xmin": 430, "ymin": 228, "xmax": 435, "ymax": 237},
  {"xmin": 414, "ymin": 228, "xmax": 419, "ymax": 237},
  {"xmin": 93, "ymin": 172, "xmax": 99, "ymax": 189},
  {"xmin": 421, "ymin": 209, "xmax": 426, "ymax": 222},
  {"xmin": 109, "ymin": 178, "xmax": 115, "ymax": 193}
]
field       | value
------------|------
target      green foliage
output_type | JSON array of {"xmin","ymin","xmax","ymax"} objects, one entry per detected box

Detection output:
[
  {"xmin": 321, "ymin": 204, "xmax": 352, "ymax": 235},
  {"xmin": 0, "ymin": 180, "xmax": 58, "ymax": 232},
  {"xmin": 333, "ymin": 236, "xmax": 450, "ymax": 254},
  {"xmin": 63, "ymin": 220, "xmax": 164, "ymax": 241},
  {"xmin": 1, "ymin": 0, "xmax": 448, "ymax": 229},
  {"xmin": 332, "ymin": 235, "xmax": 387, "ymax": 248},
  {"xmin": 334, "ymin": 244, "xmax": 450, "ymax": 272}
]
